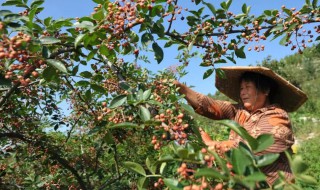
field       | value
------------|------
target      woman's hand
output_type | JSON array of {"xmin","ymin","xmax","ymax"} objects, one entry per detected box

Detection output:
[{"xmin": 199, "ymin": 127, "xmax": 236, "ymax": 156}]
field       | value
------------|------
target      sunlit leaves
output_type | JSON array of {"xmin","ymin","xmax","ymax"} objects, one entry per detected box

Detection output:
[
  {"xmin": 123, "ymin": 161, "xmax": 146, "ymax": 176},
  {"xmin": 231, "ymin": 148, "xmax": 252, "ymax": 175},
  {"xmin": 255, "ymin": 153, "xmax": 279, "ymax": 167},
  {"xmin": 109, "ymin": 94, "xmax": 127, "ymax": 108},
  {"xmin": 111, "ymin": 122, "xmax": 140, "ymax": 129},
  {"xmin": 139, "ymin": 106, "xmax": 151, "ymax": 121},
  {"xmin": 74, "ymin": 21, "xmax": 95, "ymax": 33},
  {"xmin": 74, "ymin": 33, "xmax": 86, "ymax": 48},
  {"xmin": 39, "ymin": 36, "xmax": 61, "ymax": 45},
  {"xmin": 46, "ymin": 59, "xmax": 68, "ymax": 73}
]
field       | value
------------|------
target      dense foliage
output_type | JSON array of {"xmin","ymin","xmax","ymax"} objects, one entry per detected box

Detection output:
[{"xmin": 0, "ymin": 0, "xmax": 319, "ymax": 189}]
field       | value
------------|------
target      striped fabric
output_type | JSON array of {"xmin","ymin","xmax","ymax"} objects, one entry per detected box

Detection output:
[{"xmin": 194, "ymin": 92, "xmax": 294, "ymax": 185}]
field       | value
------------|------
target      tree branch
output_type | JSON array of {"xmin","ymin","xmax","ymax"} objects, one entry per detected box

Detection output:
[
  {"xmin": 0, "ymin": 132, "xmax": 89, "ymax": 190},
  {"xmin": 0, "ymin": 46, "xmax": 78, "ymax": 108}
]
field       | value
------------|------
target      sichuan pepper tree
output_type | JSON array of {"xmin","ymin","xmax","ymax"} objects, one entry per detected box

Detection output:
[{"xmin": 0, "ymin": 0, "xmax": 319, "ymax": 189}]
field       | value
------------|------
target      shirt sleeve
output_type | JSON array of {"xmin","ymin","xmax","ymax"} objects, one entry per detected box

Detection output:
[
  {"xmin": 257, "ymin": 108, "xmax": 294, "ymax": 154},
  {"xmin": 194, "ymin": 93, "xmax": 238, "ymax": 120}
]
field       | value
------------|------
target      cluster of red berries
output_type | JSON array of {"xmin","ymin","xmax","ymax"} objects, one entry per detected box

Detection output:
[
  {"xmin": 102, "ymin": 78, "xmax": 122, "ymax": 94},
  {"xmin": 97, "ymin": 101, "xmax": 134, "ymax": 123},
  {"xmin": 153, "ymin": 178, "xmax": 164, "ymax": 189},
  {"xmin": 0, "ymin": 32, "xmax": 43, "ymax": 86},
  {"xmin": 153, "ymin": 111, "xmax": 189, "ymax": 148}
]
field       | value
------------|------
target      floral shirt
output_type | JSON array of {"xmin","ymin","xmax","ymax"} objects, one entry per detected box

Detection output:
[{"xmin": 194, "ymin": 93, "xmax": 294, "ymax": 185}]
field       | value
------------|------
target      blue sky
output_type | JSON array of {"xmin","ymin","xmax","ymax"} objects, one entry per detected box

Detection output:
[{"xmin": 2, "ymin": 0, "xmax": 317, "ymax": 95}]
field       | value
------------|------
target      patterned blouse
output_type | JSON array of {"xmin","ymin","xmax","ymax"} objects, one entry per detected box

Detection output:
[{"xmin": 193, "ymin": 93, "xmax": 294, "ymax": 185}]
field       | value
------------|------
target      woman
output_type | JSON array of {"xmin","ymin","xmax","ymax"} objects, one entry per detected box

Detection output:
[{"xmin": 174, "ymin": 66, "xmax": 308, "ymax": 186}]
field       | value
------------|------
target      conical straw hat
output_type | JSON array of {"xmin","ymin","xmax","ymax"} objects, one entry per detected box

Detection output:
[{"xmin": 215, "ymin": 66, "xmax": 308, "ymax": 112}]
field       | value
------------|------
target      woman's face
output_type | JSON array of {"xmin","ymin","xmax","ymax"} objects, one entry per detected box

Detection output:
[{"xmin": 240, "ymin": 80, "xmax": 268, "ymax": 111}]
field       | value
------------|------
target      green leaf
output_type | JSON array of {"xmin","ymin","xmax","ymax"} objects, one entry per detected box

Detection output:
[
  {"xmin": 87, "ymin": 49, "xmax": 97, "ymax": 61},
  {"xmin": 160, "ymin": 162, "xmax": 167, "ymax": 175},
  {"xmin": 46, "ymin": 59, "xmax": 68, "ymax": 73},
  {"xmin": 291, "ymin": 155, "xmax": 308, "ymax": 174},
  {"xmin": 85, "ymin": 89, "xmax": 92, "ymax": 101},
  {"xmin": 158, "ymin": 155, "xmax": 174, "ymax": 162},
  {"xmin": 110, "ymin": 122, "xmax": 140, "ymax": 129},
  {"xmin": 129, "ymin": 31, "xmax": 139, "ymax": 43},
  {"xmin": 109, "ymin": 94, "xmax": 127, "ymax": 108},
  {"xmin": 75, "ymin": 34, "xmax": 86, "ymax": 48},
  {"xmin": 90, "ymin": 84, "xmax": 106, "ymax": 93},
  {"xmin": 119, "ymin": 81, "xmax": 131, "ymax": 91},
  {"xmin": 296, "ymin": 174, "xmax": 317, "ymax": 185},
  {"xmin": 219, "ymin": 120, "xmax": 256, "ymax": 150},
  {"xmin": 264, "ymin": 10, "xmax": 272, "ymax": 16},
  {"xmin": 141, "ymin": 32, "xmax": 153, "ymax": 47},
  {"xmin": 283, "ymin": 8, "xmax": 293, "ymax": 16},
  {"xmin": 254, "ymin": 134, "xmax": 274, "ymax": 152},
  {"xmin": 215, "ymin": 68, "xmax": 226, "ymax": 79},
  {"xmin": 203, "ymin": 2, "xmax": 216, "ymax": 15},
  {"xmin": 163, "ymin": 178, "xmax": 183, "ymax": 190},
  {"xmin": 270, "ymin": 25, "xmax": 284, "ymax": 33},
  {"xmin": 231, "ymin": 148, "xmax": 251, "ymax": 175},
  {"xmin": 80, "ymin": 71, "xmax": 92, "ymax": 78},
  {"xmin": 305, "ymin": 0, "xmax": 311, "ymax": 5},
  {"xmin": 2, "ymin": 1, "xmax": 24, "ymax": 6},
  {"xmin": 74, "ymin": 21, "xmax": 95, "ymax": 32},
  {"xmin": 42, "ymin": 46, "xmax": 50, "ymax": 58},
  {"xmin": 211, "ymin": 151, "xmax": 229, "ymax": 176},
  {"xmin": 31, "ymin": 0, "xmax": 44, "ymax": 8},
  {"xmin": 312, "ymin": 0, "xmax": 318, "ymax": 9},
  {"xmin": 146, "ymin": 157, "xmax": 156, "ymax": 175},
  {"xmin": 139, "ymin": 106, "xmax": 151, "ymax": 121},
  {"xmin": 242, "ymin": 3, "xmax": 247, "ymax": 14},
  {"xmin": 123, "ymin": 161, "xmax": 146, "ymax": 176},
  {"xmin": 152, "ymin": 42, "xmax": 164, "ymax": 64},
  {"xmin": 226, "ymin": 0, "xmax": 232, "ymax": 10},
  {"xmin": 203, "ymin": 68, "xmax": 214, "ymax": 79},
  {"xmin": 181, "ymin": 103, "xmax": 194, "ymax": 113},
  {"xmin": 71, "ymin": 65, "xmax": 79, "ymax": 76},
  {"xmin": 137, "ymin": 177, "xmax": 147, "ymax": 190},
  {"xmin": 256, "ymin": 153, "xmax": 279, "ymax": 167},
  {"xmin": 279, "ymin": 34, "xmax": 289, "ymax": 46},
  {"xmin": 244, "ymin": 172, "xmax": 266, "ymax": 181},
  {"xmin": 235, "ymin": 46, "xmax": 246, "ymax": 58},
  {"xmin": 0, "ymin": 10, "xmax": 12, "ymax": 17},
  {"xmin": 42, "ymin": 66, "xmax": 58, "ymax": 82},
  {"xmin": 142, "ymin": 89, "xmax": 151, "ymax": 100},
  {"xmin": 75, "ymin": 80, "xmax": 90, "ymax": 87},
  {"xmin": 176, "ymin": 147, "xmax": 188, "ymax": 159},
  {"xmin": 39, "ymin": 36, "xmax": 61, "ymax": 45},
  {"xmin": 195, "ymin": 168, "xmax": 227, "ymax": 180},
  {"xmin": 220, "ymin": 1, "xmax": 227, "ymax": 9}
]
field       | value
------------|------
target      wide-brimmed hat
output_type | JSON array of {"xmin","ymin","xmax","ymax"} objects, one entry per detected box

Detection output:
[{"xmin": 215, "ymin": 66, "xmax": 308, "ymax": 112}]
